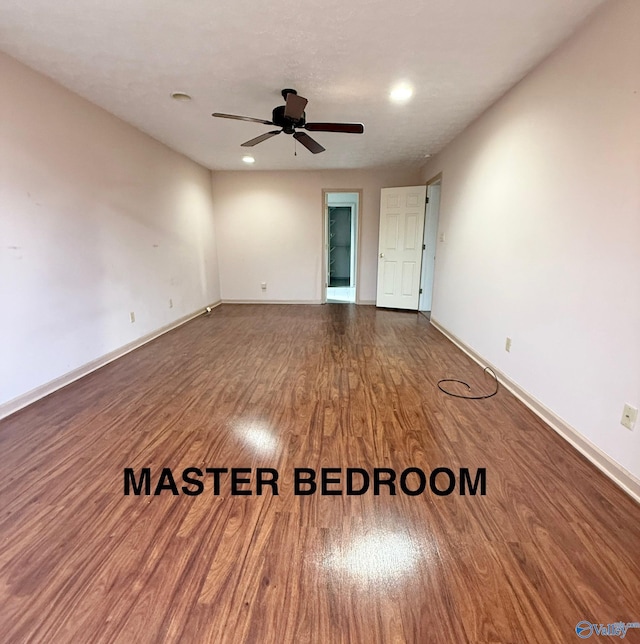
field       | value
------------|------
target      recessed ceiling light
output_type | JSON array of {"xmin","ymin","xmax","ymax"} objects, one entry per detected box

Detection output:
[
  {"xmin": 390, "ymin": 83, "xmax": 413, "ymax": 103},
  {"xmin": 170, "ymin": 92, "xmax": 191, "ymax": 101},
  {"xmin": 242, "ymin": 155, "xmax": 255, "ymax": 164},
  {"xmin": 424, "ymin": 154, "xmax": 432, "ymax": 158}
]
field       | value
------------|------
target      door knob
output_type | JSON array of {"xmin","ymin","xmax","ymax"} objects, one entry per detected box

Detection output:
[{"xmin": 379, "ymin": 253, "xmax": 385, "ymax": 258}]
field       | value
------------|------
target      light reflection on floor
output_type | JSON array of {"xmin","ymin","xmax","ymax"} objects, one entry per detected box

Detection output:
[
  {"xmin": 326, "ymin": 286, "xmax": 355, "ymax": 303},
  {"xmin": 233, "ymin": 419, "xmax": 279, "ymax": 456},
  {"xmin": 321, "ymin": 528, "xmax": 427, "ymax": 588}
]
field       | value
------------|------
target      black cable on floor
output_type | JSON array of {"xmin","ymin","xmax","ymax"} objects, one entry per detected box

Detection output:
[{"xmin": 437, "ymin": 366, "xmax": 499, "ymax": 399}]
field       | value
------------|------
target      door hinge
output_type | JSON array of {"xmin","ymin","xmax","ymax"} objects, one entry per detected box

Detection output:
[
  {"xmin": 426, "ymin": 196, "xmax": 430, "ymax": 204},
  {"xmin": 422, "ymin": 243, "xmax": 426, "ymax": 250},
  {"xmin": 419, "ymin": 288, "xmax": 423, "ymax": 294}
]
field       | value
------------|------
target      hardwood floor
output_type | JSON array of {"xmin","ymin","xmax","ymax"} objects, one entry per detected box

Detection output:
[{"xmin": 1, "ymin": 304, "xmax": 639, "ymax": 643}]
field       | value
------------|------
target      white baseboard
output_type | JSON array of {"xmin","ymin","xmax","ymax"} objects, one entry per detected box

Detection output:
[
  {"xmin": 222, "ymin": 299, "xmax": 322, "ymax": 305},
  {"xmin": 221, "ymin": 299, "xmax": 375, "ymax": 306},
  {"xmin": 0, "ymin": 301, "xmax": 222, "ymax": 421},
  {"xmin": 430, "ymin": 317, "xmax": 640, "ymax": 505}
]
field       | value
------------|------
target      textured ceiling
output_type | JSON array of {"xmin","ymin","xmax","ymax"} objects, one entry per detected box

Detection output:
[{"xmin": 0, "ymin": 0, "xmax": 606, "ymax": 171}]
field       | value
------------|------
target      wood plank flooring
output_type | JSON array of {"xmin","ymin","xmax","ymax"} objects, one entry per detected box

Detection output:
[{"xmin": 1, "ymin": 304, "xmax": 639, "ymax": 643}]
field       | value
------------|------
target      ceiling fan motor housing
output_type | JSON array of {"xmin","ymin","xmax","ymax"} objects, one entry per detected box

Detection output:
[{"xmin": 272, "ymin": 105, "xmax": 305, "ymax": 133}]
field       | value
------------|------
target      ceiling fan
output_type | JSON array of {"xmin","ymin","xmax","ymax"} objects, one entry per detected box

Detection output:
[{"xmin": 212, "ymin": 89, "xmax": 364, "ymax": 154}]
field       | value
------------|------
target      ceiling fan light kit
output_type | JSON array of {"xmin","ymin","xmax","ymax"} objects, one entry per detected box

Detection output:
[{"xmin": 212, "ymin": 89, "xmax": 364, "ymax": 155}]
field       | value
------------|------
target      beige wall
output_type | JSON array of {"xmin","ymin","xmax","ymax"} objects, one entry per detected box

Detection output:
[
  {"xmin": 420, "ymin": 0, "xmax": 640, "ymax": 481},
  {"xmin": 211, "ymin": 167, "xmax": 421, "ymax": 303},
  {"xmin": 0, "ymin": 52, "xmax": 221, "ymax": 410}
]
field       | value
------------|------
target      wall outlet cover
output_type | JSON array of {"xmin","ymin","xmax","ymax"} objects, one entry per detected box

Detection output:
[{"xmin": 621, "ymin": 404, "xmax": 638, "ymax": 431}]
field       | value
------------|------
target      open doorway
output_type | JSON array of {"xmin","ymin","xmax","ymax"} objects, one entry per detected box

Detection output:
[
  {"xmin": 323, "ymin": 191, "xmax": 360, "ymax": 303},
  {"xmin": 419, "ymin": 176, "xmax": 442, "ymax": 317}
]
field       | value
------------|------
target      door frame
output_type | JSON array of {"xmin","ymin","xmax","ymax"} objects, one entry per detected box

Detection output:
[
  {"xmin": 419, "ymin": 172, "xmax": 443, "ymax": 313},
  {"xmin": 321, "ymin": 189, "xmax": 363, "ymax": 304}
]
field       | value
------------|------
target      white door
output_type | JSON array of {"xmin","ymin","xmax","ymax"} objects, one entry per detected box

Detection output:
[{"xmin": 376, "ymin": 186, "xmax": 427, "ymax": 310}]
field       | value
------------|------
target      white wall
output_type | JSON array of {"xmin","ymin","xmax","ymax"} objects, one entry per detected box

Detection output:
[
  {"xmin": 327, "ymin": 193, "xmax": 359, "ymax": 206},
  {"xmin": 421, "ymin": 0, "xmax": 640, "ymax": 480},
  {"xmin": 0, "ymin": 52, "xmax": 221, "ymax": 410},
  {"xmin": 212, "ymin": 168, "xmax": 420, "ymax": 303}
]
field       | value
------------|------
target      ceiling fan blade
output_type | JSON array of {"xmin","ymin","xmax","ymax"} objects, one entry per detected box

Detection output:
[
  {"xmin": 305, "ymin": 122, "xmax": 365, "ymax": 134},
  {"xmin": 241, "ymin": 130, "xmax": 282, "ymax": 147},
  {"xmin": 284, "ymin": 93, "xmax": 308, "ymax": 121},
  {"xmin": 212, "ymin": 113, "xmax": 274, "ymax": 125},
  {"xmin": 293, "ymin": 131, "xmax": 325, "ymax": 154}
]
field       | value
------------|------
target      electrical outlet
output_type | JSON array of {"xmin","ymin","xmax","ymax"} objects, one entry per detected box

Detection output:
[
  {"xmin": 130, "ymin": 311, "xmax": 135, "ymax": 323},
  {"xmin": 621, "ymin": 404, "xmax": 637, "ymax": 431},
  {"xmin": 169, "ymin": 298, "xmax": 173, "ymax": 309},
  {"xmin": 439, "ymin": 232, "xmax": 446, "ymax": 242},
  {"xmin": 261, "ymin": 282, "xmax": 267, "ymax": 290},
  {"xmin": 505, "ymin": 337, "xmax": 512, "ymax": 352}
]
